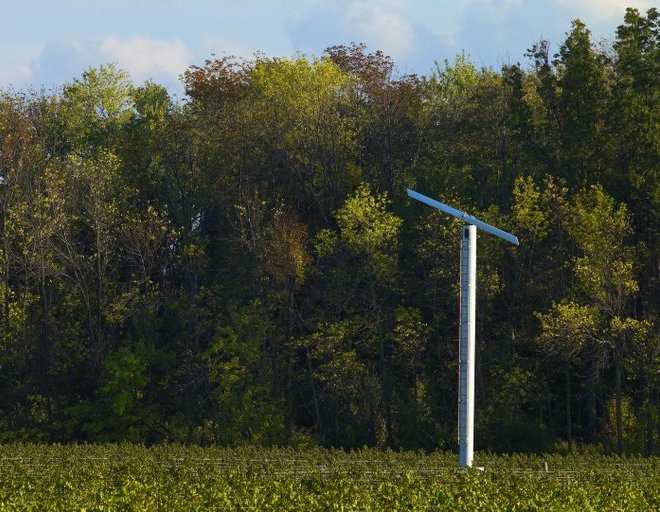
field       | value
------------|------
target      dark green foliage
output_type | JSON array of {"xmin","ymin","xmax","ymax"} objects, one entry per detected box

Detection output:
[{"xmin": 0, "ymin": 9, "xmax": 658, "ymax": 454}]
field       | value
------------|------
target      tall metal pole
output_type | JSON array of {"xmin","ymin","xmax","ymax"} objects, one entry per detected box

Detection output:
[
  {"xmin": 406, "ymin": 189, "xmax": 518, "ymax": 468},
  {"xmin": 459, "ymin": 224, "xmax": 477, "ymax": 468}
]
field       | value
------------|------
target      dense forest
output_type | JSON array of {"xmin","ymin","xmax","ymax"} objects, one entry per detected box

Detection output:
[{"xmin": 0, "ymin": 7, "xmax": 658, "ymax": 455}]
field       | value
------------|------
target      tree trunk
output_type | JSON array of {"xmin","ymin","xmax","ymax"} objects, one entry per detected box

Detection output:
[
  {"xmin": 565, "ymin": 362, "xmax": 573, "ymax": 453},
  {"xmin": 372, "ymin": 285, "xmax": 392, "ymax": 447},
  {"xmin": 586, "ymin": 349, "xmax": 597, "ymax": 443},
  {"xmin": 413, "ymin": 373, "xmax": 420, "ymax": 446},
  {"xmin": 282, "ymin": 277, "xmax": 296, "ymax": 442},
  {"xmin": 38, "ymin": 261, "xmax": 54, "ymax": 434},
  {"xmin": 643, "ymin": 384, "xmax": 652, "ymax": 456},
  {"xmin": 305, "ymin": 347, "xmax": 322, "ymax": 441},
  {"xmin": 2, "ymin": 210, "xmax": 9, "ymax": 331},
  {"xmin": 615, "ymin": 352, "xmax": 623, "ymax": 454}
]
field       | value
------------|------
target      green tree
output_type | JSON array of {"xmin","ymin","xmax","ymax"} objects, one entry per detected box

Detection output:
[
  {"xmin": 334, "ymin": 183, "xmax": 402, "ymax": 445},
  {"xmin": 423, "ymin": 54, "xmax": 507, "ymax": 204},
  {"xmin": 298, "ymin": 183, "xmax": 402, "ymax": 445},
  {"xmin": 327, "ymin": 43, "xmax": 423, "ymax": 197},
  {"xmin": 610, "ymin": 8, "xmax": 659, "ymax": 338},
  {"xmin": 524, "ymin": 39, "xmax": 562, "ymax": 175},
  {"xmin": 296, "ymin": 319, "xmax": 379, "ymax": 446},
  {"xmin": 50, "ymin": 151, "xmax": 128, "ymax": 366},
  {"xmin": 565, "ymin": 186, "xmax": 639, "ymax": 452},
  {"xmin": 203, "ymin": 300, "xmax": 285, "ymax": 444},
  {"xmin": 389, "ymin": 305, "xmax": 433, "ymax": 448},
  {"xmin": 555, "ymin": 20, "xmax": 610, "ymax": 188},
  {"xmin": 120, "ymin": 81, "xmax": 176, "ymax": 204},
  {"xmin": 537, "ymin": 302, "xmax": 600, "ymax": 451},
  {"xmin": 61, "ymin": 64, "xmax": 133, "ymax": 152}
]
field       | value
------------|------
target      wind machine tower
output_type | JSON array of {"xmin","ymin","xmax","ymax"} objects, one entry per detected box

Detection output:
[{"xmin": 407, "ymin": 189, "xmax": 519, "ymax": 468}]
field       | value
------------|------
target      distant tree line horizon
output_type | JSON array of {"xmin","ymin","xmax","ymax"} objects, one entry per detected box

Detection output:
[{"xmin": 0, "ymin": 7, "xmax": 658, "ymax": 455}]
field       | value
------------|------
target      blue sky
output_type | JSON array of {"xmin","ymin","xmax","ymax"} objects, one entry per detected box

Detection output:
[{"xmin": 1, "ymin": 0, "xmax": 654, "ymax": 98}]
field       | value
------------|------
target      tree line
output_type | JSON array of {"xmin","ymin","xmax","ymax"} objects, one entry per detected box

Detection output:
[{"xmin": 0, "ymin": 8, "xmax": 658, "ymax": 454}]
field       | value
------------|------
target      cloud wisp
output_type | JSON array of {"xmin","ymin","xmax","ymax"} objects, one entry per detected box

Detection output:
[
  {"xmin": 554, "ymin": 0, "xmax": 654, "ymax": 21},
  {"xmin": 287, "ymin": 0, "xmax": 449, "ymax": 75},
  {"xmin": 100, "ymin": 36, "xmax": 191, "ymax": 83},
  {"xmin": 8, "ymin": 36, "xmax": 191, "ymax": 93}
]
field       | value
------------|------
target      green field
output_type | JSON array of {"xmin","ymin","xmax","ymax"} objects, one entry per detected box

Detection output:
[{"xmin": 0, "ymin": 445, "xmax": 658, "ymax": 511}]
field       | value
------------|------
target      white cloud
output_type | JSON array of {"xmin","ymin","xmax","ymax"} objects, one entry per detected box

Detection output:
[
  {"xmin": 100, "ymin": 36, "xmax": 191, "ymax": 82},
  {"xmin": 0, "ymin": 64, "xmax": 33, "ymax": 89},
  {"xmin": 554, "ymin": 0, "xmax": 654, "ymax": 20},
  {"xmin": 287, "ymin": 0, "xmax": 427, "ymax": 64},
  {"xmin": 0, "ymin": 43, "xmax": 45, "ymax": 90},
  {"xmin": 346, "ymin": 1, "xmax": 415, "ymax": 58},
  {"xmin": 17, "ymin": 36, "xmax": 191, "ymax": 94}
]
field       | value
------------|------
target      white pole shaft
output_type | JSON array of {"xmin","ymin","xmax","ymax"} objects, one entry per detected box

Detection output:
[{"xmin": 459, "ymin": 224, "xmax": 476, "ymax": 468}]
